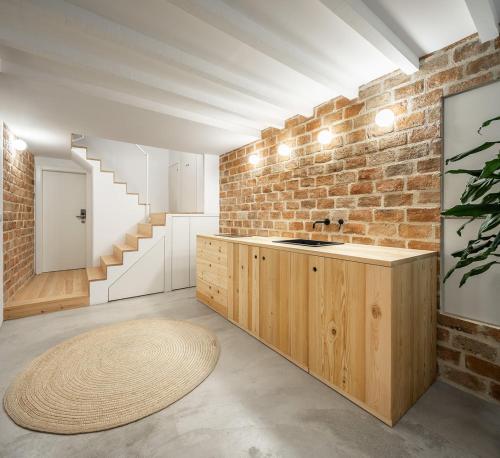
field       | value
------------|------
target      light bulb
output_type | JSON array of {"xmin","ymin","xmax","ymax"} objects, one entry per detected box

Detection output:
[
  {"xmin": 13, "ymin": 138, "xmax": 27, "ymax": 151},
  {"xmin": 248, "ymin": 154, "xmax": 260, "ymax": 165},
  {"xmin": 317, "ymin": 129, "xmax": 333, "ymax": 145},
  {"xmin": 375, "ymin": 109, "xmax": 395, "ymax": 127},
  {"xmin": 277, "ymin": 144, "xmax": 290, "ymax": 156}
]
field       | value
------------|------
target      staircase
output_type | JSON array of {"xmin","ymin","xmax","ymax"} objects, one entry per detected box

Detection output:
[
  {"xmin": 71, "ymin": 145, "xmax": 168, "ymax": 305},
  {"xmin": 86, "ymin": 211, "xmax": 167, "ymax": 283}
]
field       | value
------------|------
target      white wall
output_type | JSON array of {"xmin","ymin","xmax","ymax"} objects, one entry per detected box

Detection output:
[
  {"xmin": 204, "ymin": 154, "xmax": 220, "ymax": 215},
  {"xmin": 143, "ymin": 146, "xmax": 170, "ymax": 213},
  {"xmin": 34, "ymin": 156, "xmax": 87, "ymax": 273},
  {"xmin": 443, "ymin": 81, "xmax": 500, "ymax": 326},
  {"xmin": 79, "ymin": 137, "xmax": 148, "ymax": 204}
]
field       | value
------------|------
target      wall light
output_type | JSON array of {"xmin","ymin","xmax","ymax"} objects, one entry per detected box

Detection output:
[
  {"xmin": 277, "ymin": 143, "xmax": 291, "ymax": 157},
  {"xmin": 248, "ymin": 154, "xmax": 260, "ymax": 165},
  {"xmin": 375, "ymin": 108, "xmax": 395, "ymax": 127},
  {"xmin": 9, "ymin": 137, "xmax": 27, "ymax": 152},
  {"xmin": 317, "ymin": 129, "xmax": 333, "ymax": 145}
]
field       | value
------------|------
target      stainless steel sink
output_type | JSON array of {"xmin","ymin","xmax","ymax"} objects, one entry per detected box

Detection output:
[{"xmin": 273, "ymin": 239, "xmax": 343, "ymax": 247}]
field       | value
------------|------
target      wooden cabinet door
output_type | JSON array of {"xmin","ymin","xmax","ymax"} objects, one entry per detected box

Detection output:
[
  {"xmin": 231, "ymin": 244, "xmax": 259, "ymax": 335},
  {"xmin": 308, "ymin": 257, "xmax": 366, "ymax": 400},
  {"xmin": 259, "ymin": 247, "xmax": 290, "ymax": 356},
  {"xmin": 288, "ymin": 253, "xmax": 309, "ymax": 368}
]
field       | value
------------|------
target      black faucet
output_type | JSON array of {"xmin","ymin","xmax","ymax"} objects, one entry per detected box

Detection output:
[{"xmin": 313, "ymin": 218, "xmax": 331, "ymax": 229}]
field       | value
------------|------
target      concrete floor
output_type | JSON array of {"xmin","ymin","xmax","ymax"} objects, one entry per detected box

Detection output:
[{"xmin": 0, "ymin": 289, "xmax": 498, "ymax": 458}]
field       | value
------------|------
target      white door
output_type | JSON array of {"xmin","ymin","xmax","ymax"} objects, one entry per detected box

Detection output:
[{"xmin": 42, "ymin": 170, "xmax": 86, "ymax": 272}]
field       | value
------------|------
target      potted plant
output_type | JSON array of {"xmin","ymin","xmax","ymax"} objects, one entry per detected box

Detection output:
[{"xmin": 442, "ymin": 115, "xmax": 500, "ymax": 286}]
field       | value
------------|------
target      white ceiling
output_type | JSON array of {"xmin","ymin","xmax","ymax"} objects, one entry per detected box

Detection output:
[{"xmin": 0, "ymin": 0, "xmax": 496, "ymax": 157}]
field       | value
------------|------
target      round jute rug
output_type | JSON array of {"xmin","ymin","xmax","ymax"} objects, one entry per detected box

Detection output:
[{"xmin": 3, "ymin": 319, "xmax": 219, "ymax": 434}]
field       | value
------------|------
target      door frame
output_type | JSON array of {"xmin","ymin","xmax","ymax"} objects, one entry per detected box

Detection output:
[{"xmin": 35, "ymin": 157, "xmax": 87, "ymax": 274}]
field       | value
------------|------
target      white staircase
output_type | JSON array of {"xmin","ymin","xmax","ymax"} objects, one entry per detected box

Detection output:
[{"xmin": 71, "ymin": 146, "xmax": 167, "ymax": 305}]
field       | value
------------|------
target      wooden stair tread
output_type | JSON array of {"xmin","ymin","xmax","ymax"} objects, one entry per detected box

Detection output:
[
  {"xmin": 114, "ymin": 244, "xmax": 136, "ymax": 252},
  {"xmin": 6, "ymin": 292, "xmax": 89, "ymax": 309},
  {"xmin": 86, "ymin": 266, "xmax": 106, "ymax": 281},
  {"xmin": 101, "ymin": 255, "xmax": 121, "ymax": 266},
  {"xmin": 150, "ymin": 212, "xmax": 167, "ymax": 225}
]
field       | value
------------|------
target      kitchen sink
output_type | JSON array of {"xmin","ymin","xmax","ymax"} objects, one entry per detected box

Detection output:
[{"xmin": 273, "ymin": 239, "xmax": 343, "ymax": 247}]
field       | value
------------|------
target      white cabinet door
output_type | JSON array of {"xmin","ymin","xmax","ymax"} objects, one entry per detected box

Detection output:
[
  {"xmin": 180, "ymin": 155, "xmax": 198, "ymax": 213},
  {"xmin": 189, "ymin": 217, "xmax": 219, "ymax": 286},
  {"xmin": 171, "ymin": 217, "xmax": 190, "ymax": 290}
]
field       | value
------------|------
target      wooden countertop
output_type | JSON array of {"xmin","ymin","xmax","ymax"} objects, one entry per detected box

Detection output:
[{"xmin": 198, "ymin": 234, "xmax": 436, "ymax": 267}]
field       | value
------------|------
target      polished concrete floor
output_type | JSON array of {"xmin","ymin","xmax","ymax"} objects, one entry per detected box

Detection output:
[{"xmin": 0, "ymin": 288, "xmax": 498, "ymax": 458}]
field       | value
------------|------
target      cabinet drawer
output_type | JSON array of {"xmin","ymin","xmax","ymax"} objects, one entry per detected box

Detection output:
[
  {"xmin": 196, "ymin": 279, "xmax": 227, "ymax": 317},
  {"xmin": 197, "ymin": 245, "xmax": 227, "ymax": 266},
  {"xmin": 198, "ymin": 238, "xmax": 227, "ymax": 257},
  {"xmin": 197, "ymin": 259, "xmax": 227, "ymax": 288}
]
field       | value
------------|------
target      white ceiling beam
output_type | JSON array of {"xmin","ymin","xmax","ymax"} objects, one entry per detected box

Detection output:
[
  {"xmin": 0, "ymin": 58, "xmax": 261, "ymax": 137},
  {"xmin": 320, "ymin": 0, "xmax": 420, "ymax": 74},
  {"xmin": 168, "ymin": 0, "xmax": 359, "ymax": 99},
  {"xmin": 0, "ymin": 1, "xmax": 286, "ymax": 128},
  {"xmin": 39, "ymin": 0, "xmax": 310, "ymax": 116},
  {"xmin": 465, "ymin": 0, "xmax": 499, "ymax": 43}
]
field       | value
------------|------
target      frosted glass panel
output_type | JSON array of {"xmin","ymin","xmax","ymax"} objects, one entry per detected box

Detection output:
[
  {"xmin": 442, "ymin": 219, "xmax": 500, "ymax": 325},
  {"xmin": 443, "ymin": 81, "xmax": 500, "ymax": 326}
]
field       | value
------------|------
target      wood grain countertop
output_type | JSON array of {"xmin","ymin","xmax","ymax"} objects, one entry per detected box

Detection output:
[{"xmin": 198, "ymin": 234, "xmax": 437, "ymax": 267}]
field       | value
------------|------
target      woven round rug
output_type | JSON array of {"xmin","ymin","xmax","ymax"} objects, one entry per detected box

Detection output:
[{"xmin": 3, "ymin": 319, "xmax": 219, "ymax": 434}]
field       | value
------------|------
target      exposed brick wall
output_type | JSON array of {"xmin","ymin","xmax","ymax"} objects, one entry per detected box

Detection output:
[
  {"xmin": 219, "ymin": 34, "xmax": 500, "ymax": 403},
  {"xmin": 438, "ymin": 314, "xmax": 500, "ymax": 403},
  {"xmin": 3, "ymin": 123, "xmax": 35, "ymax": 303}
]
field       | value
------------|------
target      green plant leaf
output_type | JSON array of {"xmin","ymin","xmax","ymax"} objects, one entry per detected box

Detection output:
[
  {"xmin": 479, "ymin": 156, "xmax": 500, "ymax": 178},
  {"xmin": 479, "ymin": 213, "xmax": 500, "ymax": 235},
  {"xmin": 478, "ymin": 115, "xmax": 500, "ymax": 134},
  {"xmin": 455, "ymin": 217, "xmax": 475, "ymax": 236},
  {"xmin": 445, "ymin": 142, "xmax": 500, "ymax": 165},
  {"xmin": 445, "ymin": 168, "xmax": 482, "ymax": 177},
  {"xmin": 442, "ymin": 203, "xmax": 500, "ymax": 217},
  {"xmin": 459, "ymin": 261, "xmax": 499, "ymax": 287}
]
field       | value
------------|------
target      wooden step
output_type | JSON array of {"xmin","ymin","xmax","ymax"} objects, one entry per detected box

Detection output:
[
  {"xmin": 4, "ymin": 294, "xmax": 89, "ymax": 320},
  {"xmin": 100, "ymin": 255, "xmax": 122, "ymax": 270},
  {"xmin": 86, "ymin": 266, "xmax": 106, "ymax": 282},
  {"xmin": 150, "ymin": 212, "xmax": 167, "ymax": 225},
  {"xmin": 138, "ymin": 222, "xmax": 153, "ymax": 237},
  {"xmin": 125, "ymin": 233, "xmax": 147, "ymax": 250},
  {"xmin": 113, "ymin": 244, "xmax": 136, "ymax": 263}
]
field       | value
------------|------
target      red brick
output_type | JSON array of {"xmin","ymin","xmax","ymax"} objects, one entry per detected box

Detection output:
[
  {"xmin": 437, "ymin": 327, "xmax": 450, "ymax": 343},
  {"xmin": 437, "ymin": 345, "xmax": 461, "ymax": 365},
  {"xmin": 350, "ymin": 182, "xmax": 373, "ymax": 195},
  {"xmin": 384, "ymin": 193, "xmax": 413, "ymax": 207},
  {"xmin": 376, "ymin": 179, "xmax": 404, "ymax": 193},
  {"xmin": 466, "ymin": 51, "xmax": 500, "ymax": 75},
  {"xmin": 409, "ymin": 125, "xmax": 440, "ymax": 143},
  {"xmin": 349, "ymin": 209, "xmax": 372, "ymax": 221},
  {"xmin": 490, "ymin": 382, "xmax": 500, "ymax": 401},
  {"xmin": 395, "ymin": 80, "xmax": 424, "ymax": 99},
  {"xmin": 465, "ymin": 355, "xmax": 500, "ymax": 382},
  {"xmin": 342, "ymin": 222, "xmax": 366, "ymax": 235},
  {"xmin": 358, "ymin": 196, "xmax": 381, "ymax": 207},
  {"xmin": 407, "ymin": 208, "xmax": 440, "ymax": 222},
  {"xmin": 374, "ymin": 209, "xmax": 404, "ymax": 222},
  {"xmin": 344, "ymin": 102, "xmax": 365, "ymax": 118},
  {"xmin": 453, "ymin": 335, "xmax": 497, "ymax": 362},
  {"xmin": 359, "ymin": 167, "xmax": 383, "ymax": 181},
  {"xmin": 407, "ymin": 174, "xmax": 440, "ymax": 190},
  {"xmin": 385, "ymin": 162, "xmax": 414, "ymax": 177},
  {"xmin": 441, "ymin": 366, "xmax": 486, "ymax": 393},
  {"xmin": 438, "ymin": 313, "xmax": 480, "ymax": 335},
  {"xmin": 453, "ymin": 39, "xmax": 491, "ymax": 62},
  {"xmin": 398, "ymin": 224, "xmax": 432, "ymax": 239},
  {"xmin": 417, "ymin": 157, "xmax": 441, "ymax": 173},
  {"xmin": 428, "ymin": 67, "xmax": 463, "ymax": 89},
  {"xmin": 368, "ymin": 223, "xmax": 397, "ymax": 237}
]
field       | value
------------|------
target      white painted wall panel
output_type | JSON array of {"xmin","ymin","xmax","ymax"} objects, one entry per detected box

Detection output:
[
  {"xmin": 443, "ymin": 81, "xmax": 500, "ymax": 326},
  {"xmin": 109, "ymin": 238, "xmax": 165, "ymax": 301},
  {"xmin": 171, "ymin": 217, "xmax": 190, "ymax": 289}
]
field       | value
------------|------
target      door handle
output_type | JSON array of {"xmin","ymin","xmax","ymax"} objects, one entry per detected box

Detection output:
[{"xmin": 75, "ymin": 209, "xmax": 86, "ymax": 223}]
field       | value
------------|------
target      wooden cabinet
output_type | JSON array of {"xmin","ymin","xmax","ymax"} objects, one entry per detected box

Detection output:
[
  {"xmin": 196, "ymin": 237, "xmax": 228, "ymax": 317},
  {"xmin": 229, "ymin": 244, "xmax": 260, "ymax": 335},
  {"xmin": 196, "ymin": 235, "xmax": 437, "ymax": 426}
]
